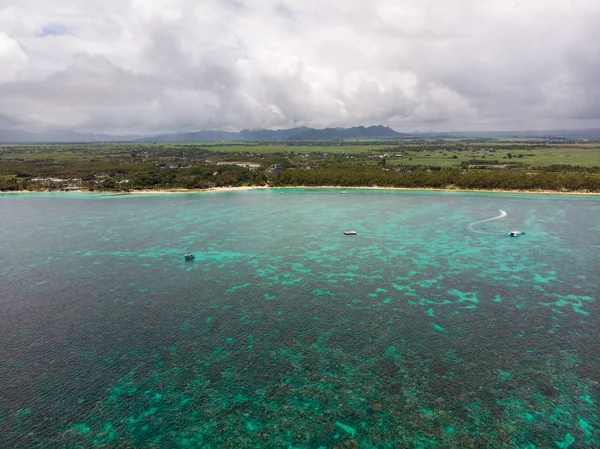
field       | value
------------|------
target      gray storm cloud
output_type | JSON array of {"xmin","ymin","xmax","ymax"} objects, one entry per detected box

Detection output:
[{"xmin": 0, "ymin": 0, "xmax": 599, "ymax": 133}]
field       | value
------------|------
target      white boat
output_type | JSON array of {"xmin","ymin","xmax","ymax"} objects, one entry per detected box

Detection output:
[
  {"xmin": 341, "ymin": 190, "xmax": 347, "ymax": 194},
  {"xmin": 509, "ymin": 231, "xmax": 526, "ymax": 237},
  {"xmin": 343, "ymin": 230, "xmax": 357, "ymax": 235}
]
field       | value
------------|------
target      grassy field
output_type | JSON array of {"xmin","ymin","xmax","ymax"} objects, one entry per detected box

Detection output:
[
  {"xmin": 385, "ymin": 147, "xmax": 600, "ymax": 167},
  {"xmin": 522, "ymin": 146, "xmax": 600, "ymax": 166},
  {"xmin": 0, "ymin": 142, "xmax": 395, "ymax": 158},
  {"xmin": 1, "ymin": 141, "xmax": 599, "ymax": 168}
]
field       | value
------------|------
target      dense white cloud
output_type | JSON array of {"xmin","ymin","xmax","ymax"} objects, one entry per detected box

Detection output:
[
  {"xmin": 0, "ymin": 0, "xmax": 598, "ymax": 133},
  {"xmin": 0, "ymin": 31, "xmax": 28, "ymax": 83}
]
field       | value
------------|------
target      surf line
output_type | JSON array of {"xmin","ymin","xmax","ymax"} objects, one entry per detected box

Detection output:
[{"xmin": 468, "ymin": 209, "xmax": 508, "ymax": 235}]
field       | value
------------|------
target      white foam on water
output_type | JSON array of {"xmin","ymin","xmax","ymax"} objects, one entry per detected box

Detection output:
[{"xmin": 468, "ymin": 209, "xmax": 508, "ymax": 235}]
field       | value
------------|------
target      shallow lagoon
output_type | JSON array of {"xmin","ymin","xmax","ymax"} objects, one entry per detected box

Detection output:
[{"xmin": 1, "ymin": 189, "xmax": 599, "ymax": 448}]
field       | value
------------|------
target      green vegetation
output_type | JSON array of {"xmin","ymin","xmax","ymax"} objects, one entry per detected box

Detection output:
[{"xmin": 0, "ymin": 139, "xmax": 599, "ymax": 192}]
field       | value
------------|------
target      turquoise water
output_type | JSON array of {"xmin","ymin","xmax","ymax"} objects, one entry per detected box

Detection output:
[{"xmin": 0, "ymin": 189, "xmax": 599, "ymax": 448}]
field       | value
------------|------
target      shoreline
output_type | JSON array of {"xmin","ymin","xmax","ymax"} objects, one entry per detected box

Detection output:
[{"xmin": 1, "ymin": 185, "xmax": 599, "ymax": 195}]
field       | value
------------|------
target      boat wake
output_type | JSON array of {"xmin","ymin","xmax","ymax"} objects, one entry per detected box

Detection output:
[{"xmin": 468, "ymin": 209, "xmax": 508, "ymax": 235}]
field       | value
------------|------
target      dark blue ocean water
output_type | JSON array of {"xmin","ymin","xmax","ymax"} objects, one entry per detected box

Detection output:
[{"xmin": 0, "ymin": 189, "xmax": 599, "ymax": 448}]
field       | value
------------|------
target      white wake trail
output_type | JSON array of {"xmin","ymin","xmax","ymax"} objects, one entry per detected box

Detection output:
[{"xmin": 468, "ymin": 209, "xmax": 508, "ymax": 235}]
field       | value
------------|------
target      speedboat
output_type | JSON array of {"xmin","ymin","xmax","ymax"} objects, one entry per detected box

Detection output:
[
  {"xmin": 509, "ymin": 231, "xmax": 525, "ymax": 237},
  {"xmin": 343, "ymin": 230, "xmax": 357, "ymax": 235},
  {"xmin": 184, "ymin": 254, "xmax": 195, "ymax": 260}
]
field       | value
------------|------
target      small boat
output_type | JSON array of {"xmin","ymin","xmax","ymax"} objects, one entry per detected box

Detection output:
[
  {"xmin": 343, "ymin": 230, "xmax": 357, "ymax": 235},
  {"xmin": 341, "ymin": 190, "xmax": 347, "ymax": 194},
  {"xmin": 184, "ymin": 254, "xmax": 195, "ymax": 260},
  {"xmin": 509, "ymin": 231, "xmax": 526, "ymax": 237}
]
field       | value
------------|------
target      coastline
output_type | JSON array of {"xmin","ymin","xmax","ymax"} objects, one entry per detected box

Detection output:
[{"xmin": 1, "ymin": 185, "xmax": 599, "ymax": 195}]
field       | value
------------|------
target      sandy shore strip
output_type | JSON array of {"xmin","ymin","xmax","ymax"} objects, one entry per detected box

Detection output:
[
  {"xmin": 269, "ymin": 186, "xmax": 600, "ymax": 195},
  {"xmin": 2, "ymin": 185, "xmax": 599, "ymax": 195}
]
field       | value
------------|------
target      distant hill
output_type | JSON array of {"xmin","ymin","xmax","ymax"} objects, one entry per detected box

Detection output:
[
  {"xmin": 416, "ymin": 129, "xmax": 600, "ymax": 139},
  {"xmin": 238, "ymin": 127, "xmax": 313, "ymax": 140},
  {"xmin": 139, "ymin": 125, "xmax": 406, "ymax": 142},
  {"xmin": 0, "ymin": 129, "xmax": 140, "ymax": 143},
  {"xmin": 286, "ymin": 125, "xmax": 404, "ymax": 140},
  {"xmin": 141, "ymin": 126, "xmax": 314, "ymax": 142},
  {"xmin": 140, "ymin": 130, "xmax": 237, "ymax": 142}
]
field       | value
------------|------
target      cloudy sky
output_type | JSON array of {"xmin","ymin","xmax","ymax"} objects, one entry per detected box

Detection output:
[{"xmin": 0, "ymin": 0, "xmax": 599, "ymax": 134}]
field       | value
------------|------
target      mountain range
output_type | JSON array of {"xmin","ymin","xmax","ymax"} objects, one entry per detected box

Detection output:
[
  {"xmin": 136, "ymin": 125, "xmax": 406, "ymax": 142},
  {"xmin": 1, "ymin": 125, "xmax": 600, "ymax": 143}
]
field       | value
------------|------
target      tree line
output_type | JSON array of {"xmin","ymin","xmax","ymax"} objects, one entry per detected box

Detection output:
[{"xmin": 272, "ymin": 167, "xmax": 600, "ymax": 191}]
